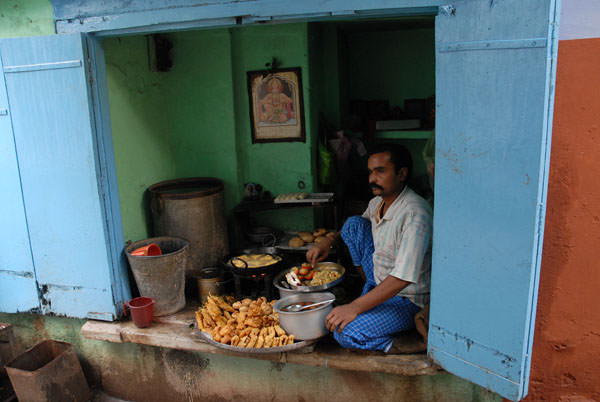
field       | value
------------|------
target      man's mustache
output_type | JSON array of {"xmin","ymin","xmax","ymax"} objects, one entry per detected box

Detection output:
[{"xmin": 369, "ymin": 183, "xmax": 383, "ymax": 190}]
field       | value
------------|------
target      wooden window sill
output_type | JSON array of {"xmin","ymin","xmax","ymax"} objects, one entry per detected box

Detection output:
[{"xmin": 81, "ymin": 305, "xmax": 440, "ymax": 377}]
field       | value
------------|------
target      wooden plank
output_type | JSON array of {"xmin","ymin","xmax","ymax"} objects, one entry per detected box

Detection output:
[{"xmin": 81, "ymin": 318, "xmax": 440, "ymax": 376}]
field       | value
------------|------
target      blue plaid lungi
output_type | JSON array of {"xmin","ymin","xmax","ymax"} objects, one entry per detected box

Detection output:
[{"xmin": 333, "ymin": 216, "xmax": 420, "ymax": 352}]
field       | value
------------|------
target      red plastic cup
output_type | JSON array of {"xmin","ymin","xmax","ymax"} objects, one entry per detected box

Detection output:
[
  {"xmin": 131, "ymin": 243, "xmax": 162, "ymax": 256},
  {"xmin": 123, "ymin": 297, "xmax": 155, "ymax": 328}
]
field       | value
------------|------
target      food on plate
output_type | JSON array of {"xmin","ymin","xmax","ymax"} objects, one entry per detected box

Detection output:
[
  {"xmin": 313, "ymin": 228, "xmax": 327, "ymax": 237},
  {"xmin": 195, "ymin": 295, "xmax": 295, "ymax": 348},
  {"xmin": 274, "ymin": 192, "xmax": 309, "ymax": 202},
  {"xmin": 288, "ymin": 236, "xmax": 305, "ymax": 247},
  {"xmin": 310, "ymin": 269, "xmax": 342, "ymax": 286},
  {"xmin": 287, "ymin": 263, "xmax": 342, "ymax": 286},
  {"xmin": 231, "ymin": 253, "xmax": 281, "ymax": 268},
  {"xmin": 286, "ymin": 229, "xmax": 336, "ymax": 248},
  {"xmin": 285, "ymin": 271, "xmax": 302, "ymax": 286},
  {"xmin": 298, "ymin": 232, "xmax": 314, "ymax": 243}
]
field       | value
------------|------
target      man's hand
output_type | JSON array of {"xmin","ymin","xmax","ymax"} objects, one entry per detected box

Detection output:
[
  {"xmin": 326, "ymin": 303, "xmax": 361, "ymax": 333},
  {"xmin": 325, "ymin": 275, "xmax": 412, "ymax": 334},
  {"xmin": 305, "ymin": 238, "xmax": 331, "ymax": 266}
]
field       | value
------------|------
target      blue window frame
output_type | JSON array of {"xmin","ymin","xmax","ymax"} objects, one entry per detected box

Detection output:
[{"xmin": 1, "ymin": 1, "xmax": 559, "ymax": 399}]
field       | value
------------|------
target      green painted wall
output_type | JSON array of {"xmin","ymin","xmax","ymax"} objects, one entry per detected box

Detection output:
[
  {"xmin": 105, "ymin": 24, "xmax": 319, "ymax": 237},
  {"xmin": 231, "ymin": 24, "xmax": 315, "ymax": 196},
  {"xmin": 0, "ymin": 0, "xmax": 54, "ymax": 38},
  {"xmin": 0, "ymin": 312, "xmax": 503, "ymax": 402},
  {"xmin": 103, "ymin": 36, "xmax": 176, "ymax": 243},
  {"xmin": 230, "ymin": 23, "xmax": 317, "ymax": 230},
  {"xmin": 164, "ymin": 29, "xmax": 240, "ymax": 213}
]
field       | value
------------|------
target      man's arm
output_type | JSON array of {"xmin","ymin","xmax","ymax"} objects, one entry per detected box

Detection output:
[
  {"xmin": 326, "ymin": 275, "xmax": 410, "ymax": 333},
  {"xmin": 305, "ymin": 232, "xmax": 339, "ymax": 266}
]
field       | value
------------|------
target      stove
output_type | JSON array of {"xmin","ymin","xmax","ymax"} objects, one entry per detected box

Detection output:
[{"xmin": 230, "ymin": 271, "xmax": 275, "ymax": 300}]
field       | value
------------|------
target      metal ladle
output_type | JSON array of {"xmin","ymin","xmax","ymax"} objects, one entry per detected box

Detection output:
[{"xmin": 285, "ymin": 299, "xmax": 334, "ymax": 312}]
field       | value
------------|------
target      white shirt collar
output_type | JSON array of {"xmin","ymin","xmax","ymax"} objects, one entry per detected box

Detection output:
[{"xmin": 375, "ymin": 186, "xmax": 409, "ymax": 223}]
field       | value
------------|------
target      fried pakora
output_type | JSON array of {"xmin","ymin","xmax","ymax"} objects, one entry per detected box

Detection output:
[{"xmin": 195, "ymin": 295, "xmax": 295, "ymax": 348}]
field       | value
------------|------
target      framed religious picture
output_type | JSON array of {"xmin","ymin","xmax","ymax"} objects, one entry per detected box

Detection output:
[{"xmin": 247, "ymin": 67, "xmax": 306, "ymax": 143}]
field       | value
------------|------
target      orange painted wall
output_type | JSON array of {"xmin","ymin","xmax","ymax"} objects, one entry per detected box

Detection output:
[{"xmin": 519, "ymin": 38, "xmax": 600, "ymax": 402}]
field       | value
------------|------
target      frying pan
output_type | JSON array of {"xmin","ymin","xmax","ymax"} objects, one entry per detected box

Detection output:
[{"xmin": 222, "ymin": 247, "xmax": 286, "ymax": 276}]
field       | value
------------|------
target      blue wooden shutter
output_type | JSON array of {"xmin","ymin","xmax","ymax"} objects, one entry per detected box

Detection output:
[
  {"xmin": 0, "ymin": 34, "xmax": 122, "ymax": 320},
  {"xmin": 429, "ymin": 1, "xmax": 560, "ymax": 400},
  {"xmin": 0, "ymin": 50, "xmax": 40, "ymax": 313}
]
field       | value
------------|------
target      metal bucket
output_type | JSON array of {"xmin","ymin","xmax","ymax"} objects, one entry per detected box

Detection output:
[
  {"xmin": 125, "ymin": 236, "xmax": 188, "ymax": 316},
  {"xmin": 148, "ymin": 177, "xmax": 229, "ymax": 274}
]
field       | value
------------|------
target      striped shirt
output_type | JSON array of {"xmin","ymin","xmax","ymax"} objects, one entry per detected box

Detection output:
[{"xmin": 362, "ymin": 186, "xmax": 433, "ymax": 307}]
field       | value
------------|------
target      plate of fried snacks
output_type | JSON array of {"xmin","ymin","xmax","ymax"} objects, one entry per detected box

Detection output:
[{"xmin": 195, "ymin": 295, "xmax": 315, "ymax": 353}]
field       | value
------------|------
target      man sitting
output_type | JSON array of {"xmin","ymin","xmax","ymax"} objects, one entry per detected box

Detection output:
[{"xmin": 307, "ymin": 144, "xmax": 432, "ymax": 352}]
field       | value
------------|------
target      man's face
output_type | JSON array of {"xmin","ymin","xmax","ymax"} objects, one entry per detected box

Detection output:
[{"xmin": 367, "ymin": 152, "xmax": 407, "ymax": 197}]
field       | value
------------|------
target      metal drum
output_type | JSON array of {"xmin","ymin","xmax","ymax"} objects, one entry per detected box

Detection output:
[{"xmin": 148, "ymin": 177, "xmax": 229, "ymax": 275}]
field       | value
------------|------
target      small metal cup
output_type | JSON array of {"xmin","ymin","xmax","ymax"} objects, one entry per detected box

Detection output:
[{"xmin": 196, "ymin": 267, "xmax": 222, "ymax": 303}]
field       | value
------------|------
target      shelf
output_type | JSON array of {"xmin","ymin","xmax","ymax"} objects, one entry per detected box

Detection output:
[
  {"xmin": 233, "ymin": 197, "xmax": 335, "ymax": 214},
  {"xmin": 374, "ymin": 130, "xmax": 432, "ymax": 140}
]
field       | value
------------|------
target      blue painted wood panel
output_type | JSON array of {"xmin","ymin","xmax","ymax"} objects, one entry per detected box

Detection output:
[
  {"xmin": 0, "ymin": 49, "xmax": 40, "ymax": 313},
  {"xmin": 0, "ymin": 34, "xmax": 118, "ymax": 320},
  {"xmin": 430, "ymin": 1, "xmax": 559, "ymax": 400},
  {"xmin": 53, "ymin": 0, "xmax": 442, "ymax": 35},
  {"xmin": 85, "ymin": 36, "xmax": 132, "ymax": 313}
]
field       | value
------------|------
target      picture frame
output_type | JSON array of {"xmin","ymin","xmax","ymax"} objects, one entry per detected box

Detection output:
[{"xmin": 247, "ymin": 67, "xmax": 306, "ymax": 143}]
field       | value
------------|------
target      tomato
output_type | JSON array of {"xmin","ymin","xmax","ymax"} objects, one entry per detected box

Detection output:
[
  {"xmin": 299, "ymin": 267, "xmax": 310, "ymax": 275},
  {"xmin": 304, "ymin": 271, "xmax": 315, "ymax": 280}
]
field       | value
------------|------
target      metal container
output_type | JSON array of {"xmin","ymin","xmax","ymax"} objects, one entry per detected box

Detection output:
[
  {"xmin": 273, "ymin": 270, "xmax": 309, "ymax": 298},
  {"xmin": 196, "ymin": 267, "xmax": 222, "ymax": 303},
  {"xmin": 273, "ymin": 292, "xmax": 335, "ymax": 340},
  {"xmin": 273, "ymin": 273, "xmax": 303, "ymax": 298},
  {"xmin": 273, "ymin": 262, "xmax": 345, "ymax": 298},
  {"xmin": 125, "ymin": 236, "xmax": 188, "ymax": 316},
  {"xmin": 148, "ymin": 177, "xmax": 229, "ymax": 274}
]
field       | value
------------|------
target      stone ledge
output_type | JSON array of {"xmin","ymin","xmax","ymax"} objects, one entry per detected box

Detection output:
[{"xmin": 81, "ymin": 307, "xmax": 441, "ymax": 377}]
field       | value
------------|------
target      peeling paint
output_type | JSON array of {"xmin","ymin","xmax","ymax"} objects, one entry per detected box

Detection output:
[{"xmin": 0, "ymin": 269, "xmax": 33, "ymax": 278}]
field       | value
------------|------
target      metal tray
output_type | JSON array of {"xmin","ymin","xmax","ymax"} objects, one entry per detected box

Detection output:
[
  {"xmin": 195, "ymin": 328, "xmax": 316, "ymax": 354},
  {"xmin": 275, "ymin": 262, "xmax": 345, "ymax": 292},
  {"xmin": 273, "ymin": 192, "xmax": 334, "ymax": 204}
]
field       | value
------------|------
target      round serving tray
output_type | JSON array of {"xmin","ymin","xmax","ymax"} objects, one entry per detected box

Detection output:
[
  {"xmin": 195, "ymin": 328, "xmax": 316, "ymax": 354},
  {"xmin": 274, "ymin": 262, "xmax": 345, "ymax": 293}
]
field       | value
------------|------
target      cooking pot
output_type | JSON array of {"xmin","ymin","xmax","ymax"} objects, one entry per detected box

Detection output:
[
  {"xmin": 222, "ymin": 247, "xmax": 285, "ymax": 276},
  {"xmin": 273, "ymin": 292, "xmax": 335, "ymax": 340}
]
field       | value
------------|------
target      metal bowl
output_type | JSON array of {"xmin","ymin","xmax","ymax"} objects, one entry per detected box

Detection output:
[
  {"xmin": 289, "ymin": 262, "xmax": 345, "ymax": 289},
  {"xmin": 272, "ymin": 273, "xmax": 303, "ymax": 298},
  {"xmin": 273, "ymin": 292, "xmax": 335, "ymax": 340}
]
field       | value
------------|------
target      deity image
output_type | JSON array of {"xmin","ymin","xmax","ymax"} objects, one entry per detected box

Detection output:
[{"xmin": 257, "ymin": 77, "xmax": 297, "ymax": 125}]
